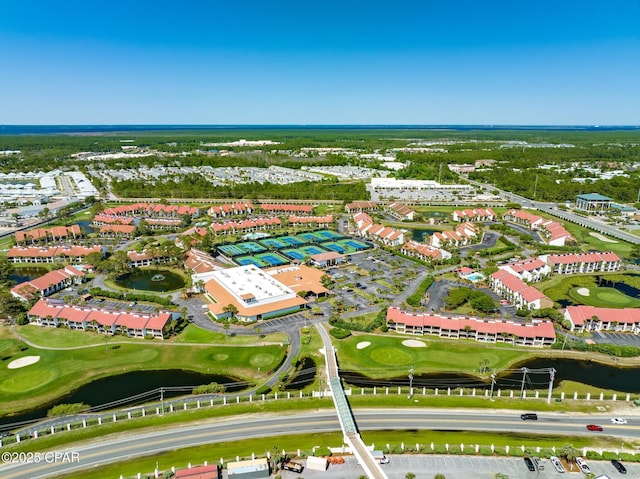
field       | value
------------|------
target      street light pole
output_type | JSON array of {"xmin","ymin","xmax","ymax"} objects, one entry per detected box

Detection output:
[
  {"xmin": 489, "ymin": 374, "xmax": 496, "ymax": 400},
  {"xmin": 160, "ymin": 387, "xmax": 165, "ymax": 416},
  {"xmin": 408, "ymin": 366, "xmax": 414, "ymax": 399}
]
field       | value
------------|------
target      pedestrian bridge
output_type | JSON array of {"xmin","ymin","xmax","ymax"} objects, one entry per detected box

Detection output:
[{"xmin": 316, "ymin": 324, "xmax": 388, "ymax": 479}]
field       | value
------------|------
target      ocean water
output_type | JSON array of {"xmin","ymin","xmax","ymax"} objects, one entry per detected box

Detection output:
[{"xmin": 0, "ymin": 124, "xmax": 639, "ymax": 135}]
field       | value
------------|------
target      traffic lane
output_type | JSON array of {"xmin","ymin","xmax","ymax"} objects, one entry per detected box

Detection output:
[{"xmin": 4, "ymin": 411, "xmax": 640, "ymax": 479}]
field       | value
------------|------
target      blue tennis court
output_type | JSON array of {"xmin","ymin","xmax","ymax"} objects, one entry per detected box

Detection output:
[
  {"xmin": 281, "ymin": 249, "xmax": 306, "ymax": 260},
  {"xmin": 341, "ymin": 239, "xmax": 369, "ymax": 251},
  {"xmin": 235, "ymin": 256, "xmax": 267, "ymax": 267},
  {"xmin": 315, "ymin": 229, "xmax": 343, "ymax": 240},
  {"xmin": 259, "ymin": 238, "xmax": 288, "ymax": 249},
  {"xmin": 321, "ymin": 242, "xmax": 345, "ymax": 253},
  {"xmin": 300, "ymin": 245, "xmax": 327, "ymax": 255},
  {"xmin": 256, "ymin": 252, "xmax": 288, "ymax": 266}
]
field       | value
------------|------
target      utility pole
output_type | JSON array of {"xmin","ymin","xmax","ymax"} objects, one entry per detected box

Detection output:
[
  {"xmin": 489, "ymin": 374, "xmax": 496, "ymax": 401},
  {"xmin": 520, "ymin": 367, "xmax": 528, "ymax": 399},
  {"xmin": 160, "ymin": 387, "xmax": 165, "ymax": 416},
  {"xmin": 547, "ymin": 368, "xmax": 556, "ymax": 404},
  {"xmin": 408, "ymin": 366, "xmax": 414, "ymax": 399}
]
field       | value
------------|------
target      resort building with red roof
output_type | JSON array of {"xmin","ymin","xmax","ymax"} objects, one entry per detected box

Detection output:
[
  {"xmin": 539, "ymin": 251, "xmax": 621, "ymax": 274},
  {"xmin": 386, "ymin": 202, "xmax": 415, "ymax": 221},
  {"xmin": 15, "ymin": 224, "xmax": 82, "ymax": 244},
  {"xmin": 210, "ymin": 217, "xmax": 281, "ymax": 235},
  {"xmin": 400, "ymin": 240, "xmax": 452, "ymax": 262},
  {"xmin": 7, "ymin": 245, "xmax": 103, "ymax": 264},
  {"xmin": 429, "ymin": 222, "xmax": 480, "ymax": 249},
  {"xmin": 489, "ymin": 270, "xmax": 554, "ymax": 310},
  {"xmin": 503, "ymin": 209, "xmax": 576, "ymax": 246},
  {"xmin": 352, "ymin": 213, "xmax": 405, "ymax": 246},
  {"xmin": 288, "ymin": 214, "xmax": 334, "ymax": 226},
  {"xmin": 386, "ymin": 307, "xmax": 555, "ymax": 347},
  {"xmin": 11, "ymin": 266, "xmax": 85, "ymax": 301},
  {"xmin": 27, "ymin": 298, "xmax": 173, "ymax": 339},
  {"xmin": 345, "ymin": 201, "xmax": 378, "ymax": 213},
  {"xmin": 207, "ymin": 202, "xmax": 254, "ymax": 218},
  {"xmin": 564, "ymin": 305, "xmax": 640, "ymax": 334},
  {"xmin": 451, "ymin": 208, "xmax": 497, "ymax": 223},
  {"xmin": 497, "ymin": 258, "xmax": 551, "ymax": 282}
]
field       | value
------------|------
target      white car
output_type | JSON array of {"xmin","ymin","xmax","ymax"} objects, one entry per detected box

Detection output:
[
  {"xmin": 576, "ymin": 457, "xmax": 591, "ymax": 474},
  {"xmin": 611, "ymin": 417, "xmax": 627, "ymax": 425},
  {"xmin": 550, "ymin": 456, "xmax": 565, "ymax": 473}
]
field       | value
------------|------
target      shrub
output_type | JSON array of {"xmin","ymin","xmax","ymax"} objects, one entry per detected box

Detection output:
[
  {"xmin": 47, "ymin": 403, "xmax": 90, "ymax": 417},
  {"xmin": 192, "ymin": 382, "xmax": 226, "ymax": 394},
  {"xmin": 329, "ymin": 328, "xmax": 351, "ymax": 339},
  {"xmin": 602, "ymin": 451, "xmax": 618, "ymax": 460}
]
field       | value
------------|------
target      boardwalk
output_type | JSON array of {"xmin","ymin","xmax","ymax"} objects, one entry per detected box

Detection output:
[{"xmin": 316, "ymin": 324, "xmax": 388, "ymax": 479}]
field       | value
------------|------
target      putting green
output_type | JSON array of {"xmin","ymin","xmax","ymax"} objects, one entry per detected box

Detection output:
[
  {"xmin": 250, "ymin": 353, "xmax": 276, "ymax": 367},
  {"xmin": 212, "ymin": 353, "xmax": 229, "ymax": 361},
  {"xmin": 369, "ymin": 347, "xmax": 413, "ymax": 366},
  {"xmin": 0, "ymin": 369, "xmax": 56, "ymax": 393},
  {"xmin": 569, "ymin": 287, "xmax": 640, "ymax": 308}
]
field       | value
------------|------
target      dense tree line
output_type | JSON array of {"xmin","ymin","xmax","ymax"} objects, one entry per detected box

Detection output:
[{"xmin": 112, "ymin": 176, "xmax": 368, "ymax": 201}]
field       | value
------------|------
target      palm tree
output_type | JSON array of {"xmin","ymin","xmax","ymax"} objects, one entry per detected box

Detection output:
[
  {"xmin": 222, "ymin": 303, "xmax": 238, "ymax": 319},
  {"xmin": 434, "ymin": 474, "xmax": 446, "ymax": 479},
  {"xmin": 405, "ymin": 474, "xmax": 416, "ymax": 479},
  {"xmin": 560, "ymin": 444, "xmax": 579, "ymax": 470}
]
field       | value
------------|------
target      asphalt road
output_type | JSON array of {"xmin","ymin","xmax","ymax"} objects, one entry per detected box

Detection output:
[{"xmin": 3, "ymin": 410, "xmax": 640, "ymax": 479}]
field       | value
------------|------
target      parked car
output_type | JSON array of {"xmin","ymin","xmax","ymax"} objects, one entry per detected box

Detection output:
[
  {"xmin": 611, "ymin": 417, "xmax": 627, "ymax": 425},
  {"xmin": 532, "ymin": 457, "xmax": 544, "ymax": 470},
  {"xmin": 524, "ymin": 457, "xmax": 535, "ymax": 471},
  {"xmin": 520, "ymin": 413, "xmax": 538, "ymax": 420},
  {"xmin": 576, "ymin": 457, "xmax": 591, "ymax": 474},
  {"xmin": 587, "ymin": 424, "xmax": 604, "ymax": 431},
  {"xmin": 550, "ymin": 456, "xmax": 565, "ymax": 473},
  {"xmin": 611, "ymin": 459, "xmax": 627, "ymax": 474}
]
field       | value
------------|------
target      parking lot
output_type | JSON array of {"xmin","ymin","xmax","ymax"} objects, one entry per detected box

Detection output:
[
  {"xmin": 324, "ymin": 248, "xmax": 424, "ymax": 312},
  {"xmin": 278, "ymin": 454, "xmax": 639, "ymax": 478},
  {"xmin": 591, "ymin": 330, "xmax": 640, "ymax": 347}
]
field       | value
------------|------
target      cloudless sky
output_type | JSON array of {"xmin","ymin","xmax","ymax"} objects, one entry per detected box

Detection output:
[{"xmin": 1, "ymin": 0, "xmax": 639, "ymax": 124}]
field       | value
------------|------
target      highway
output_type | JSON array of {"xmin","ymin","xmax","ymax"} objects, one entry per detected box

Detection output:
[{"xmin": 2, "ymin": 409, "xmax": 640, "ymax": 479}]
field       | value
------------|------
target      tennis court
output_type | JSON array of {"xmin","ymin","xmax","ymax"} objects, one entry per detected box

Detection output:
[
  {"xmin": 340, "ymin": 238, "xmax": 370, "ymax": 251},
  {"xmin": 255, "ymin": 252, "xmax": 289, "ymax": 266},
  {"xmin": 259, "ymin": 237, "xmax": 289, "ymax": 249},
  {"xmin": 281, "ymin": 248, "xmax": 307, "ymax": 261},
  {"xmin": 281, "ymin": 235, "xmax": 307, "ymax": 246},
  {"xmin": 315, "ymin": 229, "xmax": 344, "ymax": 240},
  {"xmin": 235, "ymin": 255, "xmax": 268, "ymax": 267}
]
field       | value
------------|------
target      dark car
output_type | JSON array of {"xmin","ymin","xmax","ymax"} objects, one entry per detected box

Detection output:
[
  {"xmin": 612, "ymin": 459, "xmax": 627, "ymax": 474},
  {"xmin": 586, "ymin": 424, "xmax": 603, "ymax": 431},
  {"xmin": 521, "ymin": 413, "xmax": 538, "ymax": 420},
  {"xmin": 524, "ymin": 457, "xmax": 536, "ymax": 472}
]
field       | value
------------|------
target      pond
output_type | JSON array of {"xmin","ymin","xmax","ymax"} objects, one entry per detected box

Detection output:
[
  {"xmin": 115, "ymin": 268, "xmax": 185, "ymax": 292},
  {"xmin": 0, "ymin": 369, "xmax": 248, "ymax": 426},
  {"xmin": 340, "ymin": 357, "xmax": 640, "ymax": 394},
  {"xmin": 403, "ymin": 227, "xmax": 442, "ymax": 243},
  {"xmin": 8, "ymin": 267, "xmax": 49, "ymax": 284},
  {"xmin": 283, "ymin": 357, "xmax": 317, "ymax": 391}
]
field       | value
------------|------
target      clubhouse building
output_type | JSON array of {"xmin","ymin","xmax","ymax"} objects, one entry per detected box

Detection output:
[{"xmin": 204, "ymin": 264, "xmax": 328, "ymax": 322}]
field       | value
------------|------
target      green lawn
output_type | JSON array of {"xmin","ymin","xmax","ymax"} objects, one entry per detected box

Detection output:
[
  {"xmin": 17, "ymin": 325, "xmax": 107, "ymax": 347},
  {"xmin": 564, "ymin": 222, "xmax": 632, "ymax": 259},
  {"xmin": 569, "ymin": 287, "xmax": 640, "ymax": 308},
  {"xmin": 540, "ymin": 273, "xmax": 640, "ymax": 307},
  {"xmin": 336, "ymin": 334, "xmax": 526, "ymax": 377},
  {"xmin": 173, "ymin": 324, "xmax": 288, "ymax": 345},
  {"xmin": 0, "ymin": 328, "xmax": 285, "ymax": 415}
]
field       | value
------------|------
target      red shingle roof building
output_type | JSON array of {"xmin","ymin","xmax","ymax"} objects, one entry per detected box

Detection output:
[
  {"xmin": 207, "ymin": 202, "xmax": 254, "ymax": 218},
  {"xmin": 345, "ymin": 201, "xmax": 378, "ymax": 213},
  {"xmin": 386, "ymin": 307, "xmax": 555, "ymax": 347},
  {"xmin": 451, "ymin": 208, "xmax": 497, "ymax": 222},
  {"xmin": 15, "ymin": 224, "xmax": 82, "ymax": 244},
  {"xmin": 28, "ymin": 299, "xmax": 173, "ymax": 339},
  {"xmin": 401, "ymin": 240, "xmax": 452, "ymax": 262},
  {"xmin": 210, "ymin": 217, "xmax": 281, "ymax": 235},
  {"xmin": 175, "ymin": 464, "xmax": 220, "ymax": 479},
  {"xmin": 503, "ymin": 209, "xmax": 576, "ymax": 246},
  {"xmin": 352, "ymin": 213, "xmax": 405, "ymax": 246},
  {"xmin": 92, "ymin": 214, "xmax": 135, "ymax": 226},
  {"xmin": 99, "ymin": 224, "xmax": 136, "ymax": 237},
  {"xmin": 564, "ymin": 305, "xmax": 640, "ymax": 334},
  {"xmin": 489, "ymin": 270, "xmax": 554, "ymax": 310},
  {"xmin": 497, "ymin": 258, "xmax": 551, "ymax": 282},
  {"xmin": 7, "ymin": 245, "xmax": 103, "ymax": 264},
  {"xmin": 429, "ymin": 222, "xmax": 480, "ymax": 249},
  {"xmin": 539, "ymin": 251, "xmax": 621, "ymax": 274},
  {"xmin": 101, "ymin": 202, "xmax": 200, "ymax": 218},
  {"xmin": 10, "ymin": 266, "xmax": 85, "ymax": 301},
  {"xmin": 386, "ymin": 202, "xmax": 415, "ymax": 221}
]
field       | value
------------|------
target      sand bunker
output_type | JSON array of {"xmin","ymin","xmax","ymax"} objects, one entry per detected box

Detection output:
[
  {"xmin": 402, "ymin": 339, "xmax": 426, "ymax": 348},
  {"xmin": 356, "ymin": 341, "xmax": 371, "ymax": 350},
  {"xmin": 589, "ymin": 232, "xmax": 618, "ymax": 243},
  {"xmin": 8, "ymin": 356, "xmax": 41, "ymax": 369},
  {"xmin": 576, "ymin": 287, "xmax": 590, "ymax": 297}
]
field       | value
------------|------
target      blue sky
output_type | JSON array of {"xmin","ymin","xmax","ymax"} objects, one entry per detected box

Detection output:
[{"xmin": 1, "ymin": 0, "xmax": 639, "ymax": 124}]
